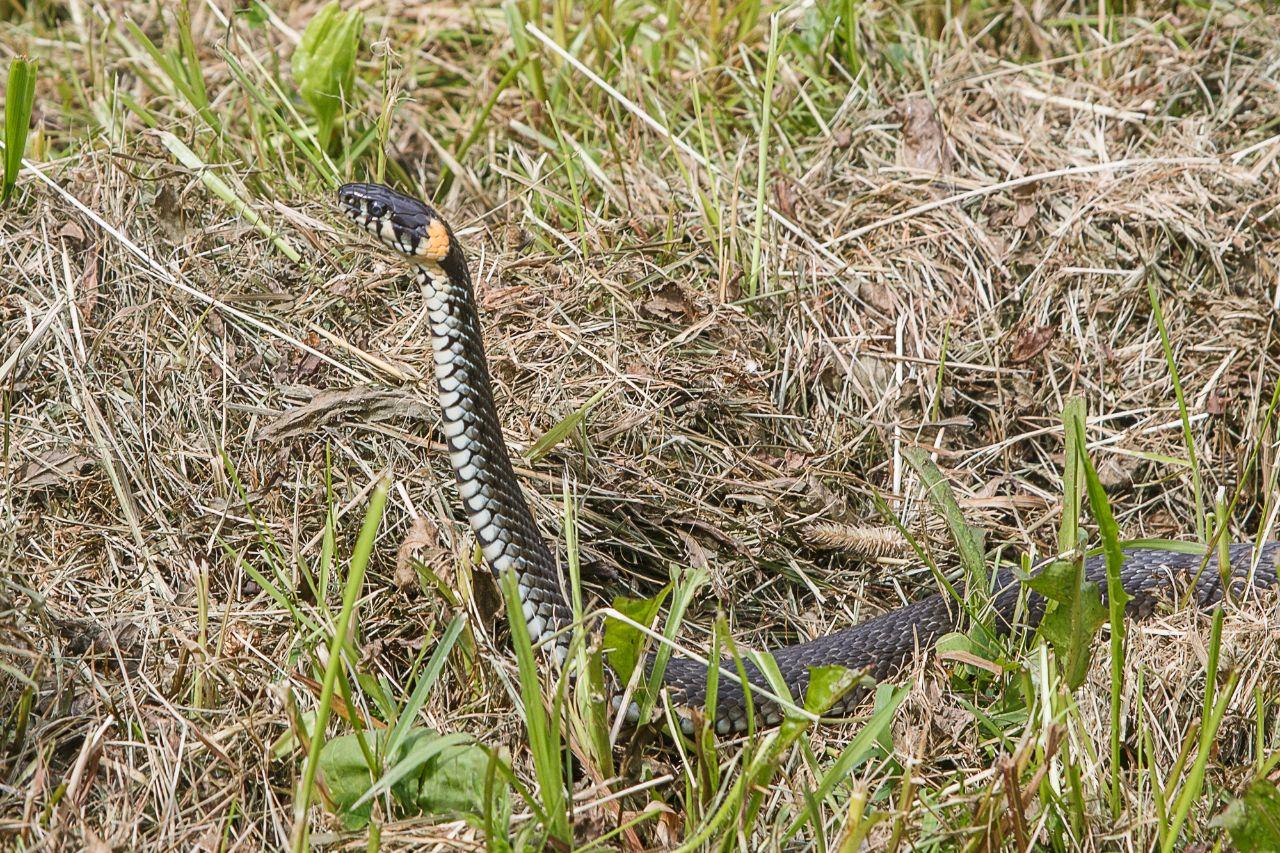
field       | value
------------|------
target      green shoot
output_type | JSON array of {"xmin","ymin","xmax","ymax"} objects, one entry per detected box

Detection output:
[{"xmin": 2, "ymin": 57, "xmax": 36, "ymax": 203}]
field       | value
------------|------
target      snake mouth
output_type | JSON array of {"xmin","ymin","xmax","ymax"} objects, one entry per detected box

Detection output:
[{"xmin": 337, "ymin": 182, "xmax": 452, "ymax": 261}]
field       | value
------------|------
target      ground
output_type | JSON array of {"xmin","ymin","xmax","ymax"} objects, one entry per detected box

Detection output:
[{"xmin": 3, "ymin": 1, "xmax": 1280, "ymax": 849}]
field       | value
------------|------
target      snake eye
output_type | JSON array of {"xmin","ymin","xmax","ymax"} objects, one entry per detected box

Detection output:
[{"xmin": 368, "ymin": 200, "xmax": 388, "ymax": 218}]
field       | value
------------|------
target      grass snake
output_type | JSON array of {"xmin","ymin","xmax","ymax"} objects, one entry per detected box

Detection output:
[{"xmin": 337, "ymin": 181, "xmax": 1280, "ymax": 735}]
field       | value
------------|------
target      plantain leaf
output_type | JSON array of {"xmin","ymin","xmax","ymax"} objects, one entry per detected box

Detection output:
[
  {"xmin": 904, "ymin": 448, "xmax": 987, "ymax": 593},
  {"xmin": 802, "ymin": 665, "xmax": 859, "ymax": 716},
  {"xmin": 292, "ymin": 1, "xmax": 363, "ymax": 151},
  {"xmin": 1027, "ymin": 559, "xmax": 1107, "ymax": 689},
  {"xmin": 320, "ymin": 728, "xmax": 491, "ymax": 829},
  {"xmin": 604, "ymin": 586, "xmax": 671, "ymax": 685},
  {"xmin": 1211, "ymin": 779, "xmax": 1280, "ymax": 851}
]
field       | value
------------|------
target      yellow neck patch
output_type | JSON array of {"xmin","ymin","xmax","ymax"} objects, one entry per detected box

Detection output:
[{"xmin": 417, "ymin": 220, "xmax": 451, "ymax": 261}]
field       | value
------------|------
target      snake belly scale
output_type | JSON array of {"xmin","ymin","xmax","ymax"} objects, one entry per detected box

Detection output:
[{"xmin": 337, "ymin": 181, "xmax": 1280, "ymax": 735}]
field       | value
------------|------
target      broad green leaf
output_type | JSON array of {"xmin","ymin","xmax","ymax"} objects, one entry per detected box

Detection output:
[
  {"xmin": 270, "ymin": 709, "xmax": 316, "ymax": 761},
  {"xmin": 320, "ymin": 728, "xmax": 490, "ymax": 829},
  {"xmin": 934, "ymin": 631, "xmax": 977, "ymax": 657},
  {"xmin": 869, "ymin": 683, "xmax": 902, "ymax": 754},
  {"xmin": 604, "ymin": 586, "xmax": 671, "ymax": 684},
  {"xmin": 772, "ymin": 665, "xmax": 859, "ymax": 749},
  {"xmin": 1211, "ymin": 779, "xmax": 1280, "ymax": 851},
  {"xmin": 410, "ymin": 738, "xmax": 491, "ymax": 816},
  {"xmin": 319, "ymin": 731, "xmax": 377, "ymax": 829},
  {"xmin": 351, "ymin": 730, "xmax": 474, "ymax": 810},
  {"xmin": 1027, "ymin": 559, "xmax": 1106, "ymax": 689},
  {"xmin": 291, "ymin": 1, "xmax": 363, "ymax": 150},
  {"xmin": 802, "ymin": 665, "xmax": 859, "ymax": 716},
  {"xmin": 934, "ymin": 621, "xmax": 1003, "ymax": 686},
  {"xmin": 1110, "ymin": 538, "xmax": 1205, "ymax": 556}
]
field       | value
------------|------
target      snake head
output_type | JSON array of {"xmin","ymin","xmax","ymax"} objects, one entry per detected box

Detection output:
[{"xmin": 337, "ymin": 182, "xmax": 456, "ymax": 264}]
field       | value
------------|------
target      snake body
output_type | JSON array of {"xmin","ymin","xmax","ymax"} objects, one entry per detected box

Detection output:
[{"xmin": 337, "ymin": 182, "xmax": 1280, "ymax": 734}]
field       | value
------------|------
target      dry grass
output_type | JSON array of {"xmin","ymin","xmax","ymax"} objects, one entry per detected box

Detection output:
[{"xmin": 3, "ymin": 1, "xmax": 1280, "ymax": 849}]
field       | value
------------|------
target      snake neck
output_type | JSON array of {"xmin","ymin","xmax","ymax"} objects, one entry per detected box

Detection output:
[{"xmin": 415, "ymin": 262, "xmax": 573, "ymax": 654}]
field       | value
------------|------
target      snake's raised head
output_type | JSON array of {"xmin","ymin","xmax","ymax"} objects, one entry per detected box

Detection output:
[{"xmin": 337, "ymin": 182, "xmax": 459, "ymax": 268}]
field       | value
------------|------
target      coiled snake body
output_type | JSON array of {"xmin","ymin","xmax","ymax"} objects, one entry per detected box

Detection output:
[{"xmin": 338, "ymin": 182, "xmax": 1280, "ymax": 734}]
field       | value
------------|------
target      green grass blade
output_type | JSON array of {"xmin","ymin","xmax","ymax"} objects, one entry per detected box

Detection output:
[
  {"xmin": 290, "ymin": 478, "xmax": 388, "ymax": 852},
  {"xmin": 1163, "ymin": 644, "xmax": 1238, "ymax": 852},
  {"xmin": 1066, "ymin": 402, "xmax": 1130, "ymax": 818},
  {"xmin": 1059, "ymin": 397, "xmax": 1085, "ymax": 554},
  {"xmin": 1146, "ymin": 276, "xmax": 1204, "ymax": 541},
  {"xmin": 499, "ymin": 567, "xmax": 569, "ymax": 842},
  {"xmin": 120, "ymin": 18, "xmax": 221, "ymax": 133},
  {"xmin": 782, "ymin": 684, "xmax": 909, "ymax": 842},
  {"xmin": 385, "ymin": 612, "xmax": 466, "ymax": 760},
  {"xmin": 747, "ymin": 14, "xmax": 780, "ymax": 297},
  {"xmin": 640, "ymin": 567, "xmax": 708, "ymax": 730},
  {"xmin": 524, "ymin": 385, "xmax": 607, "ymax": 463},
  {"xmin": 2, "ymin": 57, "xmax": 37, "ymax": 204},
  {"xmin": 158, "ymin": 132, "xmax": 301, "ymax": 262}
]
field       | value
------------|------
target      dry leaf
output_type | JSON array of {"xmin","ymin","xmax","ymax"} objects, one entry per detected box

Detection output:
[
  {"xmin": 774, "ymin": 172, "xmax": 799, "ymax": 220},
  {"xmin": 1012, "ymin": 200, "xmax": 1037, "ymax": 228},
  {"xmin": 1097, "ymin": 454, "xmax": 1140, "ymax": 490},
  {"xmin": 861, "ymin": 279, "xmax": 896, "ymax": 315},
  {"xmin": 782, "ymin": 449, "xmax": 809, "ymax": 472},
  {"xmin": 18, "ymin": 450, "xmax": 95, "ymax": 489},
  {"xmin": 293, "ymin": 674, "xmax": 388, "ymax": 729},
  {"xmin": 76, "ymin": 244, "xmax": 101, "ymax": 320},
  {"xmin": 641, "ymin": 282, "xmax": 694, "ymax": 320},
  {"xmin": 502, "ymin": 222, "xmax": 531, "ymax": 253},
  {"xmin": 898, "ymin": 97, "xmax": 951, "ymax": 175},
  {"xmin": 58, "ymin": 220, "xmax": 86, "ymax": 243},
  {"xmin": 673, "ymin": 528, "xmax": 710, "ymax": 571},
  {"xmin": 261, "ymin": 387, "xmax": 433, "ymax": 442},
  {"xmin": 937, "ymin": 648, "xmax": 1005, "ymax": 675},
  {"xmin": 294, "ymin": 332, "xmax": 324, "ymax": 379},
  {"xmin": 1008, "ymin": 325, "xmax": 1055, "ymax": 363},
  {"xmin": 396, "ymin": 515, "xmax": 450, "ymax": 589}
]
